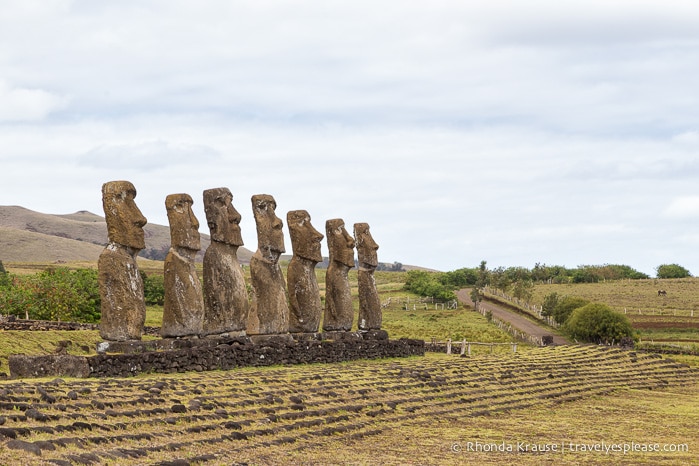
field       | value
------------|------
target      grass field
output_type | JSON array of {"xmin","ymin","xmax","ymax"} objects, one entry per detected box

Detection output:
[
  {"xmin": 532, "ymin": 279, "xmax": 699, "ymax": 350},
  {"xmin": 1, "ymin": 262, "xmax": 699, "ymax": 464},
  {"xmin": 0, "ymin": 347, "xmax": 696, "ymax": 465}
]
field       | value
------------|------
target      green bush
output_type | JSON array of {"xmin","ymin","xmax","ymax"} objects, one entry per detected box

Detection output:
[
  {"xmin": 142, "ymin": 272, "xmax": 165, "ymax": 306},
  {"xmin": 563, "ymin": 303, "xmax": 635, "ymax": 344},
  {"xmin": 656, "ymin": 263, "xmax": 691, "ymax": 279},
  {"xmin": 0, "ymin": 267, "xmax": 100, "ymax": 322},
  {"xmin": 541, "ymin": 295, "xmax": 590, "ymax": 325},
  {"xmin": 403, "ymin": 270, "xmax": 456, "ymax": 301}
]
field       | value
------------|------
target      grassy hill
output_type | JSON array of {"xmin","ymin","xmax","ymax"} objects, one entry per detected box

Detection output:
[{"xmin": 0, "ymin": 205, "xmax": 258, "ymax": 264}]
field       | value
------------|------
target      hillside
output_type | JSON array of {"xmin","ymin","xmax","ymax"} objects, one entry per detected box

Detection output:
[{"xmin": 0, "ymin": 205, "xmax": 256, "ymax": 264}]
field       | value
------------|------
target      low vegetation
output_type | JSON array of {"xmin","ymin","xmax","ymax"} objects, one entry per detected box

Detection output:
[{"xmin": 0, "ymin": 346, "xmax": 695, "ymax": 465}]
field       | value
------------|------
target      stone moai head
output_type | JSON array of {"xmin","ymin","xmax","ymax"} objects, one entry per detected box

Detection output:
[
  {"xmin": 287, "ymin": 210, "xmax": 324, "ymax": 263},
  {"xmin": 326, "ymin": 218, "xmax": 355, "ymax": 268},
  {"xmin": 203, "ymin": 187, "xmax": 243, "ymax": 247},
  {"xmin": 354, "ymin": 222, "xmax": 379, "ymax": 269},
  {"xmin": 252, "ymin": 194, "xmax": 285, "ymax": 261},
  {"xmin": 165, "ymin": 193, "xmax": 201, "ymax": 251},
  {"xmin": 102, "ymin": 180, "xmax": 147, "ymax": 250}
]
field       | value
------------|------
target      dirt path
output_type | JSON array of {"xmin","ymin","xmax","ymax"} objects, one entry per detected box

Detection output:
[{"xmin": 456, "ymin": 289, "xmax": 570, "ymax": 345}]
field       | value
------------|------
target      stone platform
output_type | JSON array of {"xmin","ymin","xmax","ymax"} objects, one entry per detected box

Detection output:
[{"xmin": 9, "ymin": 332, "xmax": 424, "ymax": 378}]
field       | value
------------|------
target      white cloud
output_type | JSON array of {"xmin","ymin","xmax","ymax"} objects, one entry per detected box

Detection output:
[
  {"xmin": 0, "ymin": 81, "xmax": 68, "ymax": 122},
  {"xmin": 79, "ymin": 140, "xmax": 220, "ymax": 170},
  {"xmin": 1, "ymin": 1, "xmax": 699, "ymax": 273},
  {"xmin": 663, "ymin": 196, "xmax": 699, "ymax": 218}
]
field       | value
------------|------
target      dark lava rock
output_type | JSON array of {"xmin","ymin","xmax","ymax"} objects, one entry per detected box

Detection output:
[
  {"xmin": 171, "ymin": 404, "xmax": 187, "ymax": 413},
  {"xmin": 5, "ymin": 439, "xmax": 42, "ymax": 456}
]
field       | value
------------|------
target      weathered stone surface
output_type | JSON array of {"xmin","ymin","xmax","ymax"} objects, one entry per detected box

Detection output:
[
  {"xmin": 202, "ymin": 188, "xmax": 249, "ymax": 335},
  {"xmin": 286, "ymin": 210, "xmax": 324, "ymax": 333},
  {"xmin": 98, "ymin": 181, "xmax": 148, "ymax": 341},
  {"xmin": 355, "ymin": 222, "xmax": 381, "ymax": 330},
  {"xmin": 161, "ymin": 194, "xmax": 204, "ymax": 337},
  {"xmin": 86, "ymin": 338, "xmax": 425, "ymax": 377},
  {"xmin": 9, "ymin": 354, "xmax": 89, "ymax": 379},
  {"xmin": 247, "ymin": 195, "xmax": 289, "ymax": 335},
  {"xmin": 323, "ymin": 219, "xmax": 355, "ymax": 331}
]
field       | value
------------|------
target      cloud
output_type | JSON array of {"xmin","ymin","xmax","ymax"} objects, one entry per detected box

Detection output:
[
  {"xmin": 79, "ymin": 140, "xmax": 220, "ymax": 170},
  {"xmin": 663, "ymin": 196, "xmax": 699, "ymax": 218},
  {"xmin": 0, "ymin": 81, "xmax": 68, "ymax": 122}
]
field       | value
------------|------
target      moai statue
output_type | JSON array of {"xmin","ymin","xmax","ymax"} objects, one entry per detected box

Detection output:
[
  {"xmin": 202, "ymin": 188, "xmax": 250, "ymax": 336},
  {"xmin": 286, "ymin": 210, "xmax": 324, "ymax": 333},
  {"xmin": 354, "ymin": 222, "xmax": 381, "ymax": 330},
  {"xmin": 161, "ymin": 193, "xmax": 204, "ymax": 337},
  {"xmin": 247, "ymin": 194, "xmax": 289, "ymax": 335},
  {"xmin": 323, "ymin": 218, "xmax": 355, "ymax": 331},
  {"xmin": 98, "ymin": 181, "xmax": 148, "ymax": 341}
]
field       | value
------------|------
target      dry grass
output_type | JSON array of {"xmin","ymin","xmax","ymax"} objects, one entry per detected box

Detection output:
[{"xmin": 0, "ymin": 347, "xmax": 695, "ymax": 465}]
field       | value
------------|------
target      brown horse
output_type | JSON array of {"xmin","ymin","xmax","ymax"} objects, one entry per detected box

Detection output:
[{"xmin": 657, "ymin": 290, "xmax": 667, "ymax": 296}]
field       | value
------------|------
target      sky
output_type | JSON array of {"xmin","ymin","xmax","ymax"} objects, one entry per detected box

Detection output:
[{"xmin": 1, "ymin": 0, "xmax": 699, "ymax": 276}]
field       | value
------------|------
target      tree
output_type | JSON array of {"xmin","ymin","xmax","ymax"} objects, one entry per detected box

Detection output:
[
  {"xmin": 403, "ymin": 270, "xmax": 455, "ymax": 301},
  {"xmin": 656, "ymin": 264, "xmax": 691, "ymax": 279},
  {"xmin": 541, "ymin": 292, "xmax": 559, "ymax": 318},
  {"xmin": 439, "ymin": 267, "xmax": 478, "ymax": 288},
  {"xmin": 564, "ymin": 303, "xmax": 635, "ymax": 344},
  {"xmin": 549, "ymin": 295, "xmax": 590, "ymax": 325},
  {"xmin": 510, "ymin": 278, "xmax": 533, "ymax": 302}
]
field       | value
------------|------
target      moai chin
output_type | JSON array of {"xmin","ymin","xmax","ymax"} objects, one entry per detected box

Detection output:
[
  {"xmin": 323, "ymin": 218, "xmax": 355, "ymax": 331},
  {"xmin": 354, "ymin": 222, "xmax": 382, "ymax": 330},
  {"xmin": 98, "ymin": 181, "xmax": 148, "ymax": 341},
  {"xmin": 246, "ymin": 194, "xmax": 289, "ymax": 335},
  {"xmin": 201, "ymin": 187, "xmax": 249, "ymax": 336},
  {"xmin": 286, "ymin": 210, "xmax": 324, "ymax": 333},
  {"xmin": 161, "ymin": 193, "xmax": 205, "ymax": 338}
]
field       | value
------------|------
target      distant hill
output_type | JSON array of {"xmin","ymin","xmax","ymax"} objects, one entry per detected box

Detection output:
[
  {"xmin": 0, "ymin": 205, "xmax": 254, "ymax": 264},
  {"xmin": 0, "ymin": 205, "xmax": 429, "ymax": 271}
]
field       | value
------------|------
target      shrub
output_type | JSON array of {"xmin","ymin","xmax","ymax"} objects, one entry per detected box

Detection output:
[
  {"xmin": 403, "ymin": 270, "xmax": 456, "ymax": 301},
  {"xmin": 142, "ymin": 272, "xmax": 165, "ymax": 305},
  {"xmin": 0, "ymin": 268, "xmax": 100, "ymax": 322},
  {"xmin": 564, "ymin": 303, "xmax": 635, "ymax": 344},
  {"xmin": 656, "ymin": 264, "xmax": 691, "ymax": 279},
  {"xmin": 542, "ymin": 295, "xmax": 590, "ymax": 325}
]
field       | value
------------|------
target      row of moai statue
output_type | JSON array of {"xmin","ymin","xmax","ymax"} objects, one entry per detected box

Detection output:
[{"xmin": 98, "ymin": 181, "xmax": 381, "ymax": 342}]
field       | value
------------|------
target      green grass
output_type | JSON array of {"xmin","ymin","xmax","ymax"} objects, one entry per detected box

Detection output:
[
  {"xmin": 0, "ymin": 329, "xmax": 102, "ymax": 372},
  {"xmin": 532, "ymin": 279, "xmax": 699, "ymax": 346}
]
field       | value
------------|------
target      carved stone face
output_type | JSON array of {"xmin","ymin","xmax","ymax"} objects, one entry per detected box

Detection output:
[
  {"xmin": 326, "ymin": 218, "xmax": 355, "ymax": 268},
  {"xmin": 203, "ymin": 187, "xmax": 243, "ymax": 247},
  {"xmin": 252, "ymin": 194, "xmax": 285, "ymax": 260},
  {"xmin": 287, "ymin": 210, "xmax": 323, "ymax": 263},
  {"xmin": 165, "ymin": 193, "xmax": 201, "ymax": 251},
  {"xmin": 354, "ymin": 222, "xmax": 379, "ymax": 269},
  {"xmin": 102, "ymin": 180, "xmax": 147, "ymax": 250}
]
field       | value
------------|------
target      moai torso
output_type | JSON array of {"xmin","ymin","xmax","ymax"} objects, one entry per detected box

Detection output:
[
  {"xmin": 355, "ymin": 222, "xmax": 381, "ymax": 330},
  {"xmin": 323, "ymin": 219, "xmax": 355, "ymax": 331},
  {"xmin": 286, "ymin": 210, "xmax": 324, "ymax": 333},
  {"xmin": 98, "ymin": 180, "xmax": 147, "ymax": 341},
  {"xmin": 202, "ymin": 188, "xmax": 249, "ymax": 336},
  {"xmin": 246, "ymin": 194, "xmax": 289, "ymax": 335},
  {"xmin": 161, "ymin": 193, "xmax": 204, "ymax": 337}
]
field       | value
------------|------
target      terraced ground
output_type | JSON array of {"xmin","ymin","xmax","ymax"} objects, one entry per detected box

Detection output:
[{"xmin": 0, "ymin": 346, "xmax": 696, "ymax": 465}]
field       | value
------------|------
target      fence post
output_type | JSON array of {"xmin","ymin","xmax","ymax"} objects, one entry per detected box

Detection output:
[
  {"xmin": 467, "ymin": 342, "xmax": 471, "ymax": 356},
  {"xmin": 446, "ymin": 339, "xmax": 452, "ymax": 355},
  {"xmin": 512, "ymin": 343, "xmax": 517, "ymax": 354},
  {"xmin": 460, "ymin": 339, "xmax": 466, "ymax": 356}
]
